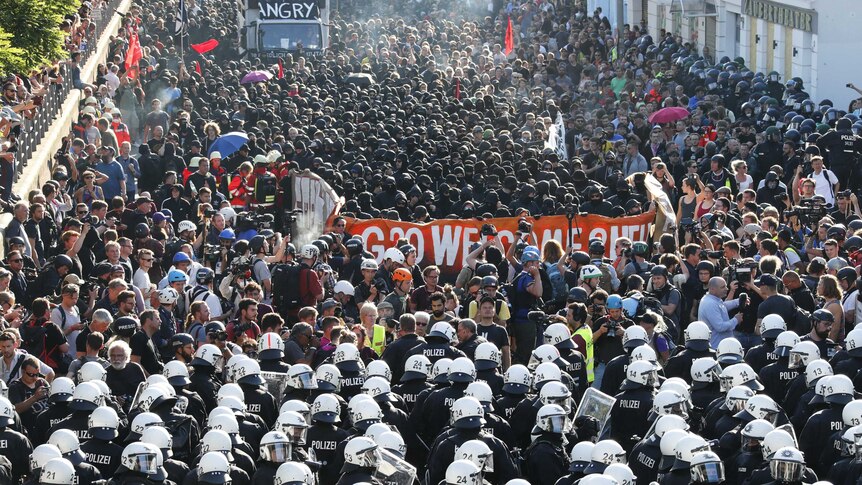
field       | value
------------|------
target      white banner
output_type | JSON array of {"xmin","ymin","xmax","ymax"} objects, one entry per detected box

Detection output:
[{"xmin": 291, "ymin": 170, "xmax": 343, "ymax": 246}]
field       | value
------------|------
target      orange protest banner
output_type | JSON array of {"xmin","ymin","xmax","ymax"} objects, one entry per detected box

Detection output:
[{"xmin": 331, "ymin": 211, "xmax": 655, "ymax": 277}]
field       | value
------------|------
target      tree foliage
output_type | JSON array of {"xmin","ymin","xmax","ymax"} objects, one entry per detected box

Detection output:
[{"xmin": 0, "ymin": 0, "xmax": 78, "ymax": 74}]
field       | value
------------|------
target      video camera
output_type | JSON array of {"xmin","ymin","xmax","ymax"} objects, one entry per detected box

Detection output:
[
  {"xmin": 528, "ymin": 310, "xmax": 551, "ymax": 330},
  {"xmin": 235, "ymin": 212, "xmax": 275, "ymax": 231},
  {"xmin": 728, "ymin": 260, "xmax": 757, "ymax": 284},
  {"xmin": 783, "ymin": 198, "xmax": 828, "ymax": 226},
  {"xmin": 80, "ymin": 277, "xmax": 105, "ymax": 303},
  {"xmin": 229, "ymin": 256, "xmax": 253, "ymax": 277},
  {"xmin": 203, "ymin": 243, "xmax": 222, "ymax": 263}
]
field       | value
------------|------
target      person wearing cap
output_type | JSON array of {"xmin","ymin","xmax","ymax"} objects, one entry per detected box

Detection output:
[{"xmin": 698, "ymin": 277, "xmax": 744, "ymax": 349}]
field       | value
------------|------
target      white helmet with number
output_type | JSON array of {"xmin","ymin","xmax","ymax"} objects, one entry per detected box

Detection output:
[
  {"xmin": 377, "ymin": 431, "xmax": 407, "ymax": 458},
  {"xmin": 585, "ymin": 440, "xmax": 626, "ymax": 474},
  {"xmin": 163, "ymin": 360, "xmax": 191, "ymax": 387},
  {"xmin": 197, "ymin": 451, "xmax": 231, "ymax": 483},
  {"xmin": 234, "ymin": 358, "xmax": 265, "ymax": 386},
  {"xmin": 843, "ymin": 399, "xmax": 862, "ymax": 427},
  {"xmin": 503, "ymin": 364, "xmax": 532, "ymax": 394},
  {"xmin": 344, "ymin": 436, "xmax": 381, "ymax": 468},
  {"xmin": 741, "ymin": 419, "xmax": 775, "ymax": 451},
  {"xmin": 39, "ymin": 458, "xmax": 76, "ymax": 485},
  {"xmin": 366, "ymin": 360, "xmax": 392, "ymax": 382},
  {"xmin": 737, "ymin": 394, "xmax": 781, "ymax": 423},
  {"xmin": 88, "ymin": 406, "xmax": 119, "ymax": 440},
  {"xmin": 191, "ymin": 344, "xmax": 223, "ymax": 368},
  {"xmin": 533, "ymin": 362, "xmax": 562, "ymax": 390},
  {"xmin": 428, "ymin": 322, "xmax": 457, "ymax": 344},
  {"xmin": 455, "ymin": 440, "xmax": 493, "ymax": 472},
  {"xmin": 805, "ymin": 359, "xmax": 833, "ymax": 388},
  {"xmin": 691, "ymin": 357, "xmax": 721, "ymax": 387},
  {"xmin": 689, "ymin": 451, "xmax": 724, "ymax": 484},
  {"xmin": 846, "ymin": 328, "xmax": 862, "ymax": 357},
  {"xmin": 275, "ymin": 411, "xmax": 308, "ymax": 444},
  {"xmin": 672, "ymin": 434, "xmax": 710, "ymax": 471},
  {"xmin": 465, "ymin": 382, "xmax": 494, "ymax": 408},
  {"xmin": 622, "ymin": 325, "xmax": 649, "ymax": 349},
  {"xmin": 141, "ymin": 426, "xmax": 174, "ymax": 459},
  {"xmin": 544, "ymin": 323, "xmax": 575, "ymax": 349},
  {"xmin": 825, "ymin": 374, "xmax": 856, "ymax": 405},
  {"xmin": 259, "ymin": 431, "xmax": 291, "ymax": 463},
  {"xmin": 130, "ymin": 412, "xmax": 165, "ymax": 436},
  {"xmin": 569, "ymin": 441, "xmax": 595, "ymax": 473},
  {"xmin": 48, "ymin": 429, "xmax": 85, "ymax": 464},
  {"xmin": 120, "ymin": 442, "xmax": 164, "ymax": 478},
  {"xmin": 316, "ymin": 364, "xmax": 341, "ymax": 392},
  {"xmin": 158, "ymin": 287, "xmax": 179, "ymax": 305},
  {"xmin": 0, "ymin": 396, "xmax": 14, "ymax": 427},
  {"xmin": 287, "ymin": 364, "xmax": 318, "ymax": 390},
  {"xmin": 279, "ymin": 400, "xmax": 310, "ymax": 422},
  {"xmin": 30, "ymin": 444, "xmax": 62, "ymax": 473},
  {"xmin": 311, "ymin": 393, "xmax": 342, "ymax": 424},
  {"xmin": 333, "ymin": 343, "xmax": 364, "ymax": 372},
  {"xmin": 208, "ymin": 412, "xmax": 241, "ymax": 436},
  {"xmin": 761, "ymin": 314, "xmax": 787, "ymax": 339},
  {"xmin": 224, "ymin": 355, "xmax": 250, "ymax": 383},
  {"xmin": 274, "ymin": 461, "xmax": 314, "ymax": 485},
  {"xmin": 604, "ymin": 463, "xmax": 636, "ymax": 485},
  {"xmin": 719, "ymin": 363, "xmax": 764, "ymax": 392},
  {"xmin": 177, "ymin": 220, "xmax": 197, "ymax": 234},
  {"xmin": 528, "ymin": 344, "xmax": 561, "ymax": 370},
  {"xmin": 789, "ymin": 341, "xmax": 820, "ymax": 370},
  {"xmin": 383, "ymin": 247, "xmax": 405, "ymax": 264},
  {"xmin": 539, "ymin": 381, "xmax": 572, "ymax": 411},
  {"xmin": 49, "ymin": 377, "xmax": 75, "ymax": 403},
  {"xmin": 299, "ymin": 244, "xmax": 319, "ymax": 261},
  {"xmin": 431, "ymin": 358, "xmax": 453, "ymax": 384},
  {"xmin": 217, "ymin": 382, "xmax": 245, "ymax": 402},
  {"xmin": 578, "ymin": 475, "xmax": 620, "ymax": 485},
  {"xmin": 684, "ymin": 321, "xmax": 712, "ymax": 351},
  {"xmin": 651, "ymin": 390, "xmax": 688, "ymax": 418},
  {"xmin": 724, "ymin": 386, "xmax": 756, "ymax": 413},
  {"xmin": 348, "ymin": 395, "xmax": 383, "ymax": 428},
  {"xmin": 774, "ymin": 331, "xmax": 801, "ymax": 357},
  {"xmin": 334, "ymin": 280, "xmax": 355, "ymax": 296},
  {"xmin": 762, "ymin": 429, "xmax": 796, "ymax": 460},
  {"xmin": 78, "ymin": 361, "xmax": 107, "ymax": 382},
  {"xmin": 258, "ymin": 332, "xmax": 285, "ymax": 359},
  {"xmin": 445, "ymin": 459, "xmax": 481, "ymax": 485},
  {"xmin": 717, "ymin": 338, "xmax": 744, "ymax": 365},
  {"xmin": 201, "ymin": 430, "xmax": 234, "ymax": 462},
  {"xmin": 536, "ymin": 404, "xmax": 570, "ymax": 434},
  {"xmin": 631, "ymin": 345, "xmax": 658, "ymax": 364},
  {"xmin": 451, "ymin": 396, "xmax": 485, "ymax": 429},
  {"xmin": 770, "ymin": 447, "xmax": 806, "ymax": 482},
  {"xmin": 364, "ymin": 423, "xmax": 392, "ymax": 444},
  {"xmin": 660, "ymin": 430, "xmax": 690, "ymax": 466},
  {"xmin": 402, "ymin": 354, "xmax": 432, "ymax": 382},
  {"xmin": 474, "ymin": 342, "xmax": 502, "ymax": 370},
  {"xmin": 621, "ymin": 360, "xmax": 658, "ymax": 390},
  {"xmin": 448, "ymin": 357, "xmax": 477, "ymax": 383},
  {"xmin": 654, "ymin": 414, "xmax": 690, "ymax": 437},
  {"xmin": 362, "ymin": 376, "xmax": 395, "ymax": 403}
]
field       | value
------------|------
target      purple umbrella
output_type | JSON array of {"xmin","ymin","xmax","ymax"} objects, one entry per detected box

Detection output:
[{"xmin": 241, "ymin": 70, "xmax": 273, "ymax": 84}]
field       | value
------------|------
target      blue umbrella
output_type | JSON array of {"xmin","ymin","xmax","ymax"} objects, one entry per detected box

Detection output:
[{"xmin": 207, "ymin": 131, "xmax": 249, "ymax": 158}]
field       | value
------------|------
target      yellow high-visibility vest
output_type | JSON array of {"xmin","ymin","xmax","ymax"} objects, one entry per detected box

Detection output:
[{"xmin": 573, "ymin": 325, "xmax": 595, "ymax": 383}]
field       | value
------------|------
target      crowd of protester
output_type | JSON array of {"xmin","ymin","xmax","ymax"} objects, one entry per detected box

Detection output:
[{"xmin": 0, "ymin": 0, "xmax": 861, "ymax": 483}]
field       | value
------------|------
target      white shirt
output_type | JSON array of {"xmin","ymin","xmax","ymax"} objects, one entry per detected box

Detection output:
[
  {"xmin": 133, "ymin": 268, "xmax": 151, "ymax": 294},
  {"xmin": 811, "ymin": 168, "xmax": 838, "ymax": 206},
  {"xmin": 0, "ymin": 351, "xmax": 52, "ymax": 383},
  {"xmin": 50, "ymin": 304, "xmax": 81, "ymax": 360}
]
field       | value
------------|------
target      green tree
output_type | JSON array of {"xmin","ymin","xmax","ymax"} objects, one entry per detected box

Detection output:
[
  {"xmin": 0, "ymin": 0, "xmax": 78, "ymax": 73},
  {"xmin": 0, "ymin": 27, "xmax": 26, "ymax": 75}
]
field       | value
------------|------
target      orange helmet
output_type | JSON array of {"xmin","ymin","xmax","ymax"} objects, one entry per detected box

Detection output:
[{"xmin": 393, "ymin": 268, "xmax": 413, "ymax": 282}]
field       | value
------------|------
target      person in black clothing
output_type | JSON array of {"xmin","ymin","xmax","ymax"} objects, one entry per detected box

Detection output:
[
  {"xmin": 128, "ymin": 312, "xmax": 163, "ymax": 375},
  {"xmin": 455, "ymin": 319, "xmax": 486, "ymax": 360},
  {"xmin": 105, "ymin": 340, "xmax": 146, "ymax": 408},
  {"xmin": 379, "ymin": 314, "xmax": 424, "ymax": 383},
  {"xmin": 604, "ymin": 360, "xmax": 657, "ymax": 453},
  {"xmin": 7, "ymin": 356, "xmax": 49, "ymax": 437},
  {"xmin": 522, "ymin": 404, "xmax": 572, "ymax": 485}
]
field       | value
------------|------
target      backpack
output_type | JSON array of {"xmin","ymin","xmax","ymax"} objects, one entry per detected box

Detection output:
[
  {"xmin": 544, "ymin": 261, "xmax": 568, "ymax": 303},
  {"xmin": 595, "ymin": 261, "xmax": 614, "ymax": 293},
  {"xmin": 790, "ymin": 307, "xmax": 812, "ymax": 335},
  {"xmin": 271, "ymin": 263, "xmax": 304, "ymax": 315},
  {"xmin": 254, "ymin": 172, "xmax": 277, "ymax": 205}
]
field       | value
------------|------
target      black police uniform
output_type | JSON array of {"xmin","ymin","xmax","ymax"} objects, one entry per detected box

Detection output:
[
  {"xmin": 80, "ymin": 437, "xmax": 123, "ymax": 478},
  {"xmin": 746, "ymin": 463, "xmax": 817, "ymax": 485},
  {"xmin": 251, "ymin": 461, "xmax": 279, "ymax": 485},
  {"xmin": 0, "ymin": 426, "xmax": 31, "ymax": 482},
  {"xmin": 481, "ymin": 409, "xmax": 516, "ymax": 449},
  {"xmin": 236, "ymin": 410, "xmax": 268, "ymax": 451},
  {"xmin": 629, "ymin": 435, "xmax": 663, "ymax": 485},
  {"xmin": 410, "ymin": 381, "xmax": 468, "ymax": 446},
  {"xmin": 745, "ymin": 339, "xmax": 779, "ymax": 373},
  {"xmin": 725, "ymin": 449, "xmax": 765, "ymax": 484},
  {"xmin": 337, "ymin": 369, "xmax": 366, "ymax": 400},
  {"xmin": 175, "ymin": 387, "xmax": 208, "ymax": 432},
  {"xmin": 282, "ymin": 386, "xmax": 313, "ymax": 405},
  {"xmin": 150, "ymin": 403, "xmax": 201, "ymax": 463},
  {"xmin": 181, "ymin": 464, "xmax": 249, "ymax": 485},
  {"xmin": 391, "ymin": 378, "xmax": 433, "ymax": 414},
  {"xmin": 240, "ymin": 382, "xmax": 278, "ymax": 428},
  {"xmin": 164, "ymin": 458, "xmax": 189, "ymax": 485},
  {"xmin": 31, "ymin": 400, "xmax": 71, "ymax": 445},
  {"xmin": 834, "ymin": 354, "xmax": 862, "ymax": 379},
  {"xmin": 522, "ymin": 432, "xmax": 570, "ymax": 485},
  {"xmin": 189, "ymin": 446, "xmax": 256, "ymax": 479},
  {"xmin": 188, "ymin": 364, "xmax": 222, "ymax": 411},
  {"xmin": 378, "ymin": 398, "xmax": 410, "ymax": 436},
  {"xmin": 70, "ymin": 458, "xmax": 103, "ymax": 485},
  {"xmin": 494, "ymin": 391, "xmax": 527, "ymax": 421},
  {"xmin": 404, "ymin": 336, "xmax": 466, "ymax": 365},
  {"xmin": 307, "ymin": 422, "xmax": 350, "ymax": 485},
  {"xmin": 425, "ymin": 428, "xmax": 519, "ymax": 485},
  {"xmin": 600, "ymin": 353, "xmax": 630, "ymax": 396},
  {"xmin": 509, "ymin": 394, "xmax": 542, "ymax": 450},
  {"xmin": 47, "ymin": 409, "xmax": 93, "ymax": 441},
  {"xmin": 335, "ymin": 467, "xmax": 383, "ymax": 485},
  {"xmin": 558, "ymin": 347, "xmax": 589, "ymax": 396},
  {"xmin": 783, "ymin": 373, "xmax": 809, "ymax": 420},
  {"xmin": 799, "ymin": 403, "xmax": 846, "ymax": 475},
  {"xmin": 259, "ymin": 358, "xmax": 290, "ymax": 373},
  {"xmin": 475, "ymin": 368, "xmax": 504, "ymax": 397},
  {"xmin": 758, "ymin": 356, "xmax": 799, "ymax": 403},
  {"xmin": 606, "ymin": 385, "xmax": 655, "ymax": 453}
]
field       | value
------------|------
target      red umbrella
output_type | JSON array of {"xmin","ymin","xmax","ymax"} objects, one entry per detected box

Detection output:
[{"xmin": 648, "ymin": 107, "xmax": 690, "ymax": 124}]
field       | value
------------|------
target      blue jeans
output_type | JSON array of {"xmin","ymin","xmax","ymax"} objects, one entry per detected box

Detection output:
[
  {"xmin": 592, "ymin": 362, "xmax": 607, "ymax": 390},
  {"xmin": 734, "ymin": 331, "xmax": 762, "ymax": 352}
]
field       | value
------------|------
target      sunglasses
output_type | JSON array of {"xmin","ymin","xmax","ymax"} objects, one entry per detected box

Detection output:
[
  {"xmin": 140, "ymin": 258, "xmax": 153, "ymax": 262},
  {"xmin": 416, "ymin": 322, "xmax": 428, "ymax": 327},
  {"xmin": 25, "ymin": 372, "xmax": 39, "ymax": 378}
]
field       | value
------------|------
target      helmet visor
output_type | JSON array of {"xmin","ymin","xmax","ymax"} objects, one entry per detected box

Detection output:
[
  {"xmin": 788, "ymin": 352, "xmax": 805, "ymax": 369},
  {"xmin": 127, "ymin": 452, "xmax": 159, "ymax": 474},
  {"xmin": 358, "ymin": 447, "xmax": 381, "ymax": 468},
  {"xmin": 741, "ymin": 435, "xmax": 763, "ymax": 452},
  {"xmin": 725, "ymin": 397, "xmax": 747, "ymax": 413},
  {"xmin": 544, "ymin": 415, "xmax": 571, "ymax": 434},
  {"xmin": 543, "ymin": 396, "xmax": 572, "ymax": 413},
  {"xmin": 770, "ymin": 460, "xmax": 804, "ymax": 482},
  {"xmin": 527, "ymin": 353, "xmax": 544, "ymax": 370},
  {"xmin": 690, "ymin": 462, "xmax": 725, "ymax": 484},
  {"xmin": 295, "ymin": 371, "xmax": 318, "ymax": 389},
  {"xmin": 262, "ymin": 442, "xmax": 291, "ymax": 463},
  {"xmin": 479, "ymin": 452, "xmax": 494, "ymax": 473},
  {"xmin": 286, "ymin": 425, "xmax": 308, "ymax": 445}
]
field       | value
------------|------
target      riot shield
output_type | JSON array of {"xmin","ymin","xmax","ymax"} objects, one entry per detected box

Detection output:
[
  {"xmin": 373, "ymin": 448, "xmax": 417, "ymax": 485},
  {"xmin": 575, "ymin": 387, "xmax": 617, "ymax": 436},
  {"xmin": 261, "ymin": 371, "xmax": 290, "ymax": 400}
]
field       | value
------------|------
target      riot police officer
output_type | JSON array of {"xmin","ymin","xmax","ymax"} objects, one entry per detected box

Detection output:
[
  {"xmin": 604, "ymin": 360, "xmax": 657, "ymax": 453},
  {"xmin": 522, "ymin": 404, "xmax": 571, "ymax": 485}
]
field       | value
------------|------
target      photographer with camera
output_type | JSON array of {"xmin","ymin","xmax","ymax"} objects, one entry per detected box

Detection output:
[
  {"xmin": 620, "ymin": 241, "xmax": 653, "ymax": 282},
  {"xmin": 590, "ymin": 294, "xmax": 632, "ymax": 389},
  {"xmin": 794, "ymin": 157, "xmax": 839, "ymax": 207}
]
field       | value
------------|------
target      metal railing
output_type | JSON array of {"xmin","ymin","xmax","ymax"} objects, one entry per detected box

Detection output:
[{"xmin": 14, "ymin": 0, "xmax": 124, "ymax": 179}]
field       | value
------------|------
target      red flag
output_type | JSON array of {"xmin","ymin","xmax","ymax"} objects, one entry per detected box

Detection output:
[
  {"xmin": 504, "ymin": 16, "xmax": 514, "ymax": 55},
  {"xmin": 190, "ymin": 39, "xmax": 219, "ymax": 54},
  {"xmin": 454, "ymin": 78, "xmax": 461, "ymax": 100},
  {"xmin": 194, "ymin": 61, "xmax": 202, "ymax": 75},
  {"xmin": 124, "ymin": 32, "xmax": 143, "ymax": 79},
  {"xmin": 278, "ymin": 59, "xmax": 284, "ymax": 79}
]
